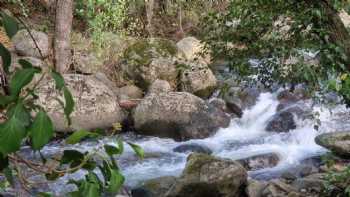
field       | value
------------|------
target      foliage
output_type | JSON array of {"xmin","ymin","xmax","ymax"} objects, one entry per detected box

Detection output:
[
  {"xmin": 75, "ymin": 0, "xmax": 129, "ymax": 48},
  {"xmin": 324, "ymin": 161, "xmax": 350, "ymax": 196},
  {"xmin": 4, "ymin": 0, "xmax": 28, "ymax": 17},
  {"xmin": 201, "ymin": 0, "xmax": 350, "ymax": 103},
  {"xmin": 0, "ymin": 13, "xmax": 143, "ymax": 196}
]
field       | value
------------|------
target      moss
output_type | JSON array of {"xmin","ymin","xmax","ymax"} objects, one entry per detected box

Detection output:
[
  {"xmin": 123, "ymin": 38, "xmax": 178, "ymax": 66},
  {"xmin": 184, "ymin": 153, "xmax": 217, "ymax": 175}
]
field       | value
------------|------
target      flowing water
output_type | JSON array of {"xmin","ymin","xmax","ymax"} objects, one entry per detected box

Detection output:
[{"xmin": 39, "ymin": 92, "xmax": 350, "ymax": 195}]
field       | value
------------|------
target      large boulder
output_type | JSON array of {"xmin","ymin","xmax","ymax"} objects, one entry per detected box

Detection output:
[
  {"xmin": 147, "ymin": 79, "xmax": 173, "ymax": 95},
  {"xmin": 37, "ymin": 74, "xmax": 126, "ymax": 132},
  {"xmin": 246, "ymin": 179, "xmax": 267, "ymax": 197},
  {"xmin": 122, "ymin": 38, "xmax": 179, "ymax": 89},
  {"xmin": 180, "ymin": 61, "xmax": 217, "ymax": 98},
  {"xmin": 176, "ymin": 37, "xmax": 210, "ymax": 63},
  {"xmin": 315, "ymin": 132, "xmax": 350, "ymax": 158},
  {"xmin": 166, "ymin": 153, "xmax": 247, "ymax": 197},
  {"xmin": 265, "ymin": 111, "xmax": 296, "ymax": 133},
  {"xmin": 133, "ymin": 92, "xmax": 230, "ymax": 141},
  {"xmin": 173, "ymin": 144, "xmax": 212, "ymax": 155},
  {"xmin": 12, "ymin": 30, "xmax": 49, "ymax": 58}
]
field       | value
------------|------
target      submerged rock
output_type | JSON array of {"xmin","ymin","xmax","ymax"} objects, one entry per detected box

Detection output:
[
  {"xmin": 133, "ymin": 92, "xmax": 230, "ymax": 141},
  {"xmin": 265, "ymin": 111, "xmax": 296, "ymax": 133},
  {"xmin": 315, "ymin": 132, "xmax": 350, "ymax": 158},
  {"xmin": 37, "ymin": 74, "xmax": 126, "ymax": 132},
  {"xmin": 237, "ymin": 153, "xmax": 280, "ymax": 171},
  {"xmin": 12, "ymin": 29, "xmax": 49, "ymax": 58},
  {"xmin": 173, "ymin": 144, "xmax": 212, "ymax": 154},
  {"xmin": 166, "ymin": 153, "xmax": 247, "ymax": 197}
]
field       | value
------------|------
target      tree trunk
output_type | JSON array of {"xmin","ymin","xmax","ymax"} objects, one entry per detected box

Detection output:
[
  {"xmin": 145, "ymin": 0, "xmax": 155, "ymax": 37},
  {"xmin": 54, "ymin": 0, "xmax": 73, "ymax": 73},
  {"xmin": 319, "ymin": 0, "xmax": 350, "ymax": 70}
]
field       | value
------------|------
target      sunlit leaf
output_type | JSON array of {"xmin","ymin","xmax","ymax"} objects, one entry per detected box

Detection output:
[
  {"xmin": 66, "ymin": 130, "xmax": 99, "ymax": 145},
  {"xmin": 29, "ymin": 110, "xmax": 54, "ymax": 150},
  {"xmin": 10, "ymin": 68, "xmax": 40, "ymax": 96},
  {"xmin": 107, "ymin": 169, "xmax": 124, "ymax": 193},
  {"xmin": 127, "ymin": 142, "xmax": 144, "ymax": 159}
]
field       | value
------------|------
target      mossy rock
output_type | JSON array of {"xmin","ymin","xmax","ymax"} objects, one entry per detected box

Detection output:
[{"xmin": 122, "ymin": 38, "xmax": 179, "ymax": 89}]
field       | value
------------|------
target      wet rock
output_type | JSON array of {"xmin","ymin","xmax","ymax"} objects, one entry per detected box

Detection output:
[
  {"xmin": 166, "ymin": 153, "xmax": 247, "ymax": 197},
  {"xmin": 315, "ymin": 132, "xmax": 350, "ymax": 158},
  {"xmin": 122, "ymin": 38, "xmax": 179, "ymax": 89},
  {"xmin": 176, "ymin": 37, "xmax": 210, "ymax": 63},
  {"xmin": 261, "ymin": 179, "xmax": 298, "ymax": 197},
  {"xmin": 292, "ymin": 175, "xmax": 325, "ymax": 193},
  {"xmin": 147, "ymin": 79, "xmax": 173, "ymax": 95},
  {"xmin": 265, "ymin": 111, "xmax": 296, "ymax": 133},
  {"xmin": 277, "ymin": 90, "xmax": 299, "ymax": 103},
  {"xmin": 222, "ymin": 86, "xmax": 260, "ymax": 117},
  {"xmin": 237, "ymin": 153, "xmax": 280, "ymax": 171},
  {"xmin": 281, "ymin": 171, "xmax": 298, "ymax": 181},
  {"xmin": 276, "ymin": 103, "xmax": 312, "ymax": 120},
  {"xmin": 133, "ymin": 92, "xmax": 230, "ymax": 141},
  {"xmin": 173, "ymin": 144, "xmax": 212, "ymax": 154},
  {"xmin": 209, "ymin": 98, "xmax": 238, "ymax": 118},
  {"xmin": 180, "ymin": 61, "xmax": 217, "ymax": 98},
  {"xmin": 12, "ymin": 29, "xmax": 49, "ymax": 58},
  {"xmin": 246, "ymin": 179, "xmax": 267, "ymax": 197},
  {"xmin": 37, "ymin": 74, "xmax": 126, "ymax": 132},
  {"xmin": 132, "ymin": 176, "xmax": 177, "ymax": 197}
]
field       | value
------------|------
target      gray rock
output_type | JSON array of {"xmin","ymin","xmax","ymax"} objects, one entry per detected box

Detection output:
[
  {"xmin": 292, "ymin": 176, "xmax": 325, "ymax": 193},
  {"xmin": 166, "ymin": 153, "xmax": 247, "ymax": 197},
  {"xmin": 315, "ymin": 132, "xmax": 350, "ymax": 158},
  {"xmin": 173, "ymin": 144, "xmax": 212, "ymax": 154},
  {"xmin": 133, "ymin": 92, "xmax": 230, "ymax": 141},
  {"xmin": 12, "ymin": 30, "xmax": 49, "ymax": 58},
  {"xmin": 37, "ymin": 74, "xmax": 126, "ymax": 132},
  {"xmin": 265, "ymin": 111, "xmax": 296, "ymax": 133},
  {"xmin": 147, "ymin": 79, "xmax": 173, "ymax": 95},
  {"xmin": 238, "ymin": 153, "xmax": 280, "ymax": 171},
  {"xmin": 261, "ymin": 179, "xmax": 297, "ymax": 197},
  {"xmin": 176, "ymin": 37, "xmax": 210, "ymax": 63},
  {"xmin": 117, "ymin": 85, "xmax": 144, "ymax": 100},
  {"xmin": 180, "ymin": 61, "xmax": 217, "ymax": 98}
]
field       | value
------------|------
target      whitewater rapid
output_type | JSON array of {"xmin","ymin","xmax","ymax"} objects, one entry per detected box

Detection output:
[{"xmin": 44, "ymin": 92, "xmax": 350, "ymax": 194}]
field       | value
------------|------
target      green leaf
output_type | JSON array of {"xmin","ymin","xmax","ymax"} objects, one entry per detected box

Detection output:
[
  {"xmin": 29, "ymin": 110, "xmax": 54, "ymax": 150},
  {"xmin": 63, "ymin": 87, "xmax": 74, "ymax": 125},
  {"xmin": 61, "ymin": 150, "xmax": 84, "ymax": 165},
  {"xmin": 45, "ymin": 171, "xmax": 60, "ymax": 181},
  {"xmin": 66, "ymin": 130, "xmax": 99, "ymax": 145},
  {"xmin": 1, "ymin": 12, "xmax": 19, "ymax": 38},
  {"xmin": 104, "ymin": 145, "xmax": 122, "ymax": 156},
  {"xmin": 6, "ymin": 101, "xmax": 31, "ymax": 127},
  {"xmin": 0, "ymin": 95, "xmax": 15, "ymax": 108},
  {"xmin": 128, "ymin": 142, "xmax": 144, "ymax": 159},
  {"xmin": 10, "ymin": 68, "xmax": 39, "ymax": 96},
  {"xmin": 0, "ymin": 43, "xmax": 11, "ymax": 74},
  {"xmin": 51, "ymin": 71, "xmax": 65, "ymax": 90},
  {"xmin": 82, "ymin": 159, "xmax": 97, "ymax": 171},
  {"xmin": 0, "ymin": 116, "xmax": 26, "ymax": 154},
  {"xmin": 38, "ymin": 192, "xmax": 53, "ymax": 197},
  {"xmin": 107, "ymin": 169, "xmax": 124, "ymax": 193},
  {"xmin": 81, "ymin": 182, "xmax": 100, "ymax": 197},
  {"xmin": 18, "ymin": 59, "xmax": 33, "ymax": 69}
]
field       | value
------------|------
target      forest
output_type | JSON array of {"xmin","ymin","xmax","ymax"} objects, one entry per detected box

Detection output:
[{"xmin": 1, "ymin": 0, "xmax": 350, "ymax": 196}]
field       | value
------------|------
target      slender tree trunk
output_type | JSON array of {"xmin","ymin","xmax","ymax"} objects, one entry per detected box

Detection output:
[
  {"xmin": 146, "ymin": 0, "xmax": 155, "ymax": 37},
  {"xmin": 54, "ymin": 0, "xmax": 73, "ymax": 73},
  {"xmin": 319, "ymin": 0, "xmax": 350, "ymax": 70}
]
